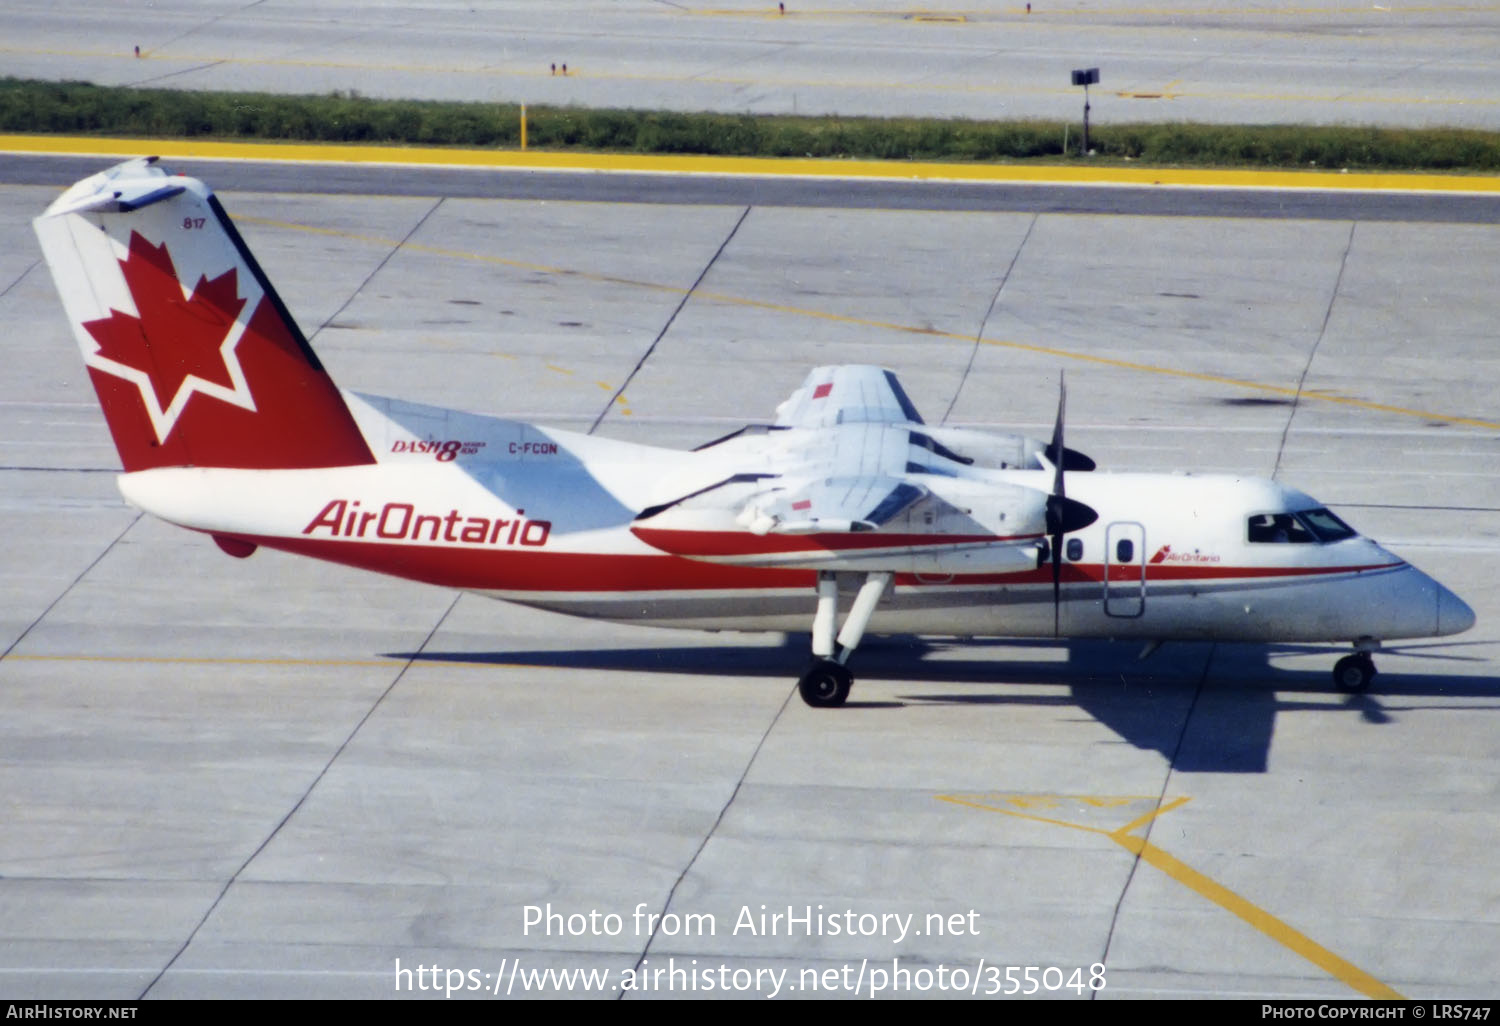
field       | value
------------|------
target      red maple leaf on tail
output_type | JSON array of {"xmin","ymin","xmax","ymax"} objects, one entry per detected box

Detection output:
[{"xmin": 83, "ymin": 231, "xmax": 247, "ymax": 412}]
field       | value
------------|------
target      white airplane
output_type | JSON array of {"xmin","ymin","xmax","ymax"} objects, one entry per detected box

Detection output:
[{"xmin": 33, "ymin": 158, "xmax": 1475, "ymax": 707}]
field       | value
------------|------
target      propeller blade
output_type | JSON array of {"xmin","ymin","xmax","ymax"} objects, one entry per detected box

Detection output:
[
  {"xmin": 1043, "ymin": 379, "xmax": 1097, "ymax": 471},
  {"xmin": 1044, "ymin": 373, "xmax": 1098, "ymax": 636},
  {"xmin": 1049, "ymin": 374, "xmax": 1067, "ymax": 502},
  {"xmin": 1050, "ymin": 530, "xmax": 1063, "ymax": 637},
  {"xmin": 1048, "ymin": 374, "xmax": 1067, "ymax": 635},
  {"xmin": 1045, "ymin": 444, "xmax": 1097, "ymax": 472}
]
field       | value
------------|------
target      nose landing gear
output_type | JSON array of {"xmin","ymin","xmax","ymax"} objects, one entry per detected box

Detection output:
[
  {"xmin": 1333, "ymin": 639, "xmax": 1380, "ymax": 692},
  {"xmin": 1333, "ymin": 654, "xmax": 1376, "ymax": 692},
  {"xmin": 797, "ymin": 570, "xmax": 890, "ymax": 708}
]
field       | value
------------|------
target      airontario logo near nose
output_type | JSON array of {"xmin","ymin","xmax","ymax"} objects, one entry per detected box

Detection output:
[{"xmin": 303, "ymin": 499, "xmax": 551, "ymax": 547}]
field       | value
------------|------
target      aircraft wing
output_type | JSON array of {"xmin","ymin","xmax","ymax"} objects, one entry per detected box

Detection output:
[
  {"xmin": 633, "ymin": 366, "xmax": 1048, "ymax": 574},
  {"xmin": 773, "ymin": 365, "xmax": 925, "ymax": 429}
]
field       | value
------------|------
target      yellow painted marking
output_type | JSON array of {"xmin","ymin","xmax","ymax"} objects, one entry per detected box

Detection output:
[
  {"xmin": 940, "ymin": 792, "xmax": 1171, "ymax": 833},
  {"xmin": 1111, "ymin": 831, "xmax": 1404, "ymax": 999},
  {"xmin": 939, "ymin": 791, "xmax": 1404, "ymax": 999},
  {"xmin": 5, "ymin": 134, "xmax": 1500, "ymax": 196},
  {"xmin": 1111, "ymin": 794, "xmax": 1192, "ymax": 838},
  {"xmin": 1117, "ymin": 78, "xmax": 1184, "ymax": 100},
  {"xmin": 237, "ymin": 213, "xmax": 1500, "ymax": 433}
]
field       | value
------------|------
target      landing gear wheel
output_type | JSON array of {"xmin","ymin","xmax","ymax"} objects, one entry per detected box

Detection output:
[
  {"xmin": 1333, "ymin": 654, "xmax": 1376, "ymax": 693},
  {"xmin": 798, "ymin": 660, "xmax": 853, "ymax": 708}
]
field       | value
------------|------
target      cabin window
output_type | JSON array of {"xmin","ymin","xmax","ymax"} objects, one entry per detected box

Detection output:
[
  {"xmin": 1066, "ymin": 538, "xmax": 1083, "ymax": 562},
  {"xmin": 1115, "ymin": 538, "xmax": 1134, "ymax": 563}
]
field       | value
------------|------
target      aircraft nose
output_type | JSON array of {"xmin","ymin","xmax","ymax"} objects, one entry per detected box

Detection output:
[{"xmin": 1437, "ymin": 585, "xmax": 1476, "ymax": 636}]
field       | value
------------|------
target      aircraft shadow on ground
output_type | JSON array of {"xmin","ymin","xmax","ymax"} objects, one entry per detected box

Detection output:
[{"xmin": 392, "ymin": 637, "xmax": 1499, "ymax": 774}]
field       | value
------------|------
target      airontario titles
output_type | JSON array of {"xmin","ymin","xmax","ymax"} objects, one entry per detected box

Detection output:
[{"xmin": 303, "ymin": 499, "xmax": 551, "ymax": 547}]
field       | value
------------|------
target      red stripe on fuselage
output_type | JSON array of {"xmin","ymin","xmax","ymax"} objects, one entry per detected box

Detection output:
[
  {"xmin": 631, "ymin": 527, "xmax": 1033, "ymax": 557},
  {"xmin": 893, "ymin": 560, "xmax": 1403, "ymax": 587},
  {"xmin": 226, "ymin": 532, "xmax": 815, "ymax": 592},
  {"xmin": 211, "ymin": 531, "xmax": 1403, "ymax": 595}
]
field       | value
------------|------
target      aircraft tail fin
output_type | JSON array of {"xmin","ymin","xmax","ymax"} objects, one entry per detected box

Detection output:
[{"xmin": 33, "ymin": 158, "xmax": 375, "ymax": 472}]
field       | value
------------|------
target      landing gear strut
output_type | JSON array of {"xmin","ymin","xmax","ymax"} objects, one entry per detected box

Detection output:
[{"xmin": 797, "ymin": 571, "xmax": 889, "ymax": 708}]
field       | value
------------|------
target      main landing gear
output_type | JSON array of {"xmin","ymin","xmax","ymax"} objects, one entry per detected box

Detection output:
[
  {"xmin": 797, "ymin": 571, "xmax": 889, "ymax": 708},
  {"xmin": 1332, "ymin": 639, "xmax": 1379, "ymax": 693}
]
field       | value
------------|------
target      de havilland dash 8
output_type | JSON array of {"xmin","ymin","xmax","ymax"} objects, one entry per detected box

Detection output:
[{"xmin": 33, "ymin": 159, "xmax": 1475, "ymax": 707}]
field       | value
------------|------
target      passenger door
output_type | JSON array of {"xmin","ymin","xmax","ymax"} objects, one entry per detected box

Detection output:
[{"xmin": 1104, "ymin": 521, "xmax": 1146, "ymax": 618}]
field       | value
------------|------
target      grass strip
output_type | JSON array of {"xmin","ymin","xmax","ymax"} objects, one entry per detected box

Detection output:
[{"xmin": 5, "ymin": 77, "xmax": 1500, "ymax": 173}]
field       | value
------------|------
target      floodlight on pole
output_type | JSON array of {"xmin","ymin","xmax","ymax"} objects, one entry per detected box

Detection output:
[{"xmin": 1071, "ymin": 67, "xmax": 1099, "ymax": 156}]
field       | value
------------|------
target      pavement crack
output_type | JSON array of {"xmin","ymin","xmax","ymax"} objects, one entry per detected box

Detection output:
[
  {"xmin": 136, "ymin": 0, "xmax": 267, "ymax": 58},
  {"xmin": 941, "ymin": 213, "xmax": 1036, "ymax": 425},
  {"xmin": 1094, "ymin": 642, "xmax": 1216, "ymax": 998},
  {"xmin": 621, "ymin": 681, "xmax": 798, "ymax": 998},
  {"xmin": 0, "ymin": 258, "xmax": 39, "ymax": 300},
  {"xmin": 138, "ymin": 591, "xmax": 464, "ymax": 999},
  {"xmin": 309, "ymin": 197, "xmax": 445, "ymax": 343},
  {"xmin": 590, "ymin": 205, "xmax": 752, "ymax": 434},
  {"xmin": 0, "ymin": 512, "xmax": 141, "ymax": 663},
  {"xmin": 1272, "ymin": 221, "xmax": 1356, "ymax": 479},
  {"xmin": 130, "ymin": 60, "xmax": 229, "ymax": 87}
]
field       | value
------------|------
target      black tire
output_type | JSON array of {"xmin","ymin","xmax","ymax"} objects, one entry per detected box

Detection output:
[
  {"xmin": 1333, "ymin": 654, "xmax": 1376, "ymax": 693},
  {"xmin": 798, "ymin": 660, "xmax": 853, "ymax": 708}
]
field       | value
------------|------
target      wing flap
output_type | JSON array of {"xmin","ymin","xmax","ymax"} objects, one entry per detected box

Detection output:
[{"xmin": 738, "ymin": 475, "xmax": 929, "ymax": 535}]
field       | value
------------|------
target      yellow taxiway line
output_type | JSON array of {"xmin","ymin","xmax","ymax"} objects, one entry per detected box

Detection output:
[
  {"xmin": 939, "ymin": 792, "xmax": 1405, "ymax": 999},
  {"xmin": 5, "ymin": 133, "xmax": 1500, "ymax": 195}
]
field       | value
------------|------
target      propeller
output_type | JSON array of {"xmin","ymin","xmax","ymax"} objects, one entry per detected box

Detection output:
[{"xmin": 1044, "ymin": 374, "xmax": 1098, "ymax": 636}]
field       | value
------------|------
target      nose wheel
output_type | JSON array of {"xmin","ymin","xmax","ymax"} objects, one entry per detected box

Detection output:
[
  {"xmin": 1333, "ymin": 653, "xmax": 1377, "ymax": 693},
  {"xmin": 798, "ymin": 660, "xmax": 853, "ymax": 707}
]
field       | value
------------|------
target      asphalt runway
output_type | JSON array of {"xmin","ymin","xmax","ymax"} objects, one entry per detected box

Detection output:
[
  {"xmin": 5, "ymin": 152, "xmax": 1500, "ymax": 224},
  {"xmin": 2, "ymin": 156, "xmax": 1498, "ymax": 1000},
  {"xmin": 10, "ymin": 0, "xmax": 1500, "ymax": 127}
]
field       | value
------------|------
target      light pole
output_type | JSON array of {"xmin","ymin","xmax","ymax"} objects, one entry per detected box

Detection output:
[{"xmin": 1071, "ymin": 67, "xmax": 1099, "ymax": 156}]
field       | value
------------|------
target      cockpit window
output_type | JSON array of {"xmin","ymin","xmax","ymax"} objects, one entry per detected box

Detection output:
[
  {"xmin": 1248, "ymin": 513, "xmax": 1314, "ymax": 543},
  {"xmin": 1297, "ymin": 507, "xmax": 1357, "ymax": 543},
  {"xmin": 1247, "ymin": 508, "xmax": 1357, "ymax": 544}
]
